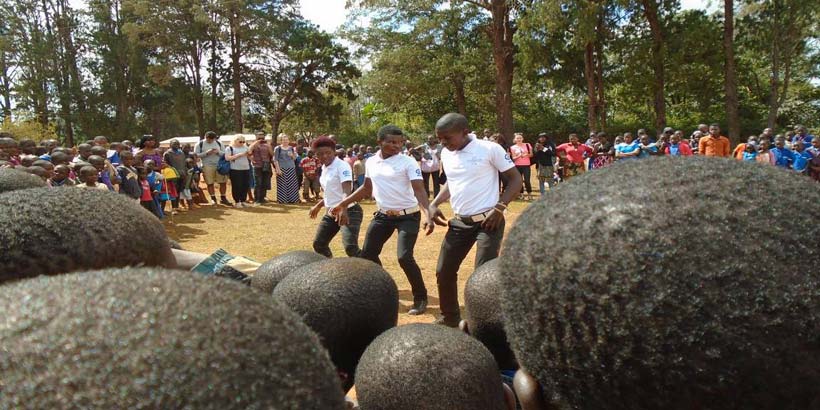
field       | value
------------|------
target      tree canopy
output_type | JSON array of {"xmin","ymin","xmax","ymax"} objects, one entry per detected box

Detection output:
[{"xmin": 0, "ymin": 0, "xmax": 817, "ymax": 145}]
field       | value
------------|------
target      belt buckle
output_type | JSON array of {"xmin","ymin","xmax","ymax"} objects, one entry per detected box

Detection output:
[{"xmin": 385, "ymin": 210, "xmax": 400, "ymax": 217}]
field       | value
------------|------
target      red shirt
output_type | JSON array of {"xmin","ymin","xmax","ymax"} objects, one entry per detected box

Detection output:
[
  {"xmin": 556, "ymin": 143, "xmax": 593, "ymax": 164},
  {"xmin": 301, "ymin": 157, "xmax": 318, "ymax": 178},
  {"xmin": 139, "ymin": 179, "xmax": 153, "ymax": 201}
]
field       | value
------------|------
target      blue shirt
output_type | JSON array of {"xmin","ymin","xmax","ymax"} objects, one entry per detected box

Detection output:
[
  {"xmin": 791, "ymin": 134, "xmax": 814, "ymax": 148},
  {"xmin": 742, "ymin": 151, "xmax": 757, "ymax": 161},
  {"xmin": 638, "ymin": 144, "xmax": 658, "ymax": 159},
  {"xmin": 792, "ymin": 150, "xmax": 811, "ymax": 173},
  {"xmin": 615, "ymin": 142, "xmax": 641, "ymax": 160},
  {"xmin": 771, "ymin": 147, "xmax": 795, "ymax": 168}
]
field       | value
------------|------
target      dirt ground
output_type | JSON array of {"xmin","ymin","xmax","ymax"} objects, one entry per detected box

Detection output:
[{"xmin": 165, "ymin": 181, "xmax": 537, "ymax": 326}]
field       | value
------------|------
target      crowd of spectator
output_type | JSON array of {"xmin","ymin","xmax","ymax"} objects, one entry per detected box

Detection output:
[{"xmin": 0, "ymin": 122, "xmax": 816, "ymax": 222}]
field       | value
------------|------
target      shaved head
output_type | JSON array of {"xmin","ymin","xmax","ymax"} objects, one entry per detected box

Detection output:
[{"xmin": 435, "ymin": 113, "xmax": 469, "ymax": 133}]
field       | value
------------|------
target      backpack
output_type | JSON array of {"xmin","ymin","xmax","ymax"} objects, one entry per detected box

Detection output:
[{"xmin": 197, "ymin": 139, "xmax": 230, "ymax": 175}]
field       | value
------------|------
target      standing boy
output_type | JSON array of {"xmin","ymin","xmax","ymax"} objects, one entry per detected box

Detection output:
[{"xmin": 427, "ymin": 113, "xmax": 521, "ymax": 327}]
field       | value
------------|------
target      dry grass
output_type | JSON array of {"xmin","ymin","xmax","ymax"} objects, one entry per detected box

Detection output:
[{"xmin": 165, "ymin": 181, "xmax": 540, "ymax": 325}]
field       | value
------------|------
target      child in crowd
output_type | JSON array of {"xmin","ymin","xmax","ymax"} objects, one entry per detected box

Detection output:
[
  {"xmin": 184, "ymin": 157, "xmax": 203, "ymax": 207},
  {"xmin": 143, "ymin": 160, "xmax": 164, "ymax": 218},
  {"xmin": 117, "ymin": 150, "xmax": 142, "ymax": 201},
  {"xmin": 138, "ymin": 166, "xmax": 162, "ymax": 218},
  {"xmin": 742, "ymin": 141, "xmax": 758, "ymax": 161},
  {"xmin": 31, "ymin": 160, "xmax": 55, "ymax": 181},
  {"xmin": 76, "ymin": 165, "xmax": 109, "ymax": 191},
  {"xmin": 757, "ymin": 139, "xmax": 775, "ymax": 165},
  {"xmin": 665, "ymin": 132, "xmax": 693, "ymax": 156},
  {"xmin": 353, "ymin": 155, "xmax": 365, "ymax": 190},
  {"xmin": 355, "ymin": 324, "xmax": 514, "ymax": 410},
  {"xmin": 462, "ymin": 259, "xmax": 520, "ymax": 408},
  {"xmin": 88, "ymin": 155, "xmax": 118, "ymax": 191},
  {"xmin": 300, "ymin": 150, "xmax": 320, "ymax": 201},
  {"xmin": 50, "ymin": 164, "xmax": 74, "ymax": 187}
]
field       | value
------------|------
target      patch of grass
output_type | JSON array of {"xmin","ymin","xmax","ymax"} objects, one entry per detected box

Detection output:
[{"xmin": 166, "ymin": 184, "xmax": 539, "ymax": 325}]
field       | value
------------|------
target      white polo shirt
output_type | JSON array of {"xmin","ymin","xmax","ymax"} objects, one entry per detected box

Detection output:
[
  {"xmin": 320, "ymin": 157, "xmax": 353, "ymax": 209},
  {"xmin": 365, "ymin": 151, "xmax": 422, "ymax": 211},
  {"xmin": 441, "ymin": 138, "xmax": 515, "ymax": 215}
]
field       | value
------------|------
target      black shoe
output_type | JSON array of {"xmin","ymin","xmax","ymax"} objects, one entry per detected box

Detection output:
[
  {"xmin": 408, "ymin": 299, "xmax": 428, "ymax": 315},
  {"xmin": 434, "ymin": 315, "xmax": 460, "ymax": 328},
  {"xmin": 220, "ymin": 199, "xmax": 232, "ymax": 206}
]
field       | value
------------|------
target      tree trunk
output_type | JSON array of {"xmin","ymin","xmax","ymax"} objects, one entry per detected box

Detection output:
[
  {"xmin": 0, "ymin": 51, "xmax": 11, "ymax": 122},
  {"xmin": 209, "ymin": 37, "xmax": 218, "ymax": 131},
  {"xmin": 723, "ymin": 0, "xmax": 740, "ymax": 142},
  {"xmin": 453, "ymin": 74, "xmax": 467, "ymax": 115},
  {"xmin": 488, "ymin": 0, "xmax": 514, "ymax": 143},
  {"xmin": 766, "ymin": 4, "xmax": 780, "ymax": 128},
  {"xmin": 584, "ymin": 42, "xmax": 598, "ymax": 132},
  {"xmin": 191, "ymin": 45, "xmax": 205, "ymax": 137},
  {"xmin": 641, "ymin": 0, "xmax": 665, "ymax": 131},
  {"xmin": 270, "ymin": 114, "xmax": 282, "ymax": 138},
  {"xmin": 594, "ymin": 33, "xmax": 606, "ymax": 131},
  {"xmin": 229, "ymin": 11, "xmax": 243, "ymax": 133}
]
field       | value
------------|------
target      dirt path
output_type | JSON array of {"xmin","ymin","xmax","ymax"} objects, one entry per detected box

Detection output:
[{"xmin": 165, "ymin": 195, "xmax": 532, "ymax": 325}]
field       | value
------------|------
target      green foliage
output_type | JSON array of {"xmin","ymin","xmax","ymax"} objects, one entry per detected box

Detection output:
[{"xmin": 0, "ymin": 117, "xmax": 58, "ymax": 142}]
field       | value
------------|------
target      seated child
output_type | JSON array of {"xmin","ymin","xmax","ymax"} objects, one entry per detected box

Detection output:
[
  {"xmin": 76, "ymin": 165, "xmax": 109, "ymax": 191},
  {"xmin": 354, "ymin": 323, "xmax": 515, "ymax": 410},
  {"xmin": 0, "ymin": 167, "xmax": 47, "ymax": 193},
  {"xmin": 0, "ymin": 268, "xmax": 347, "ymax": 409},
  {"xmin": 0, "ymin": 185, "xmax": 174, "ymax": 282},
  {"xmin": 462, "ymin": 258, "xmax": 519, "ymax": 404},
  {"xmin": 499, "ymin": 157, "xmax": 820, "ymax": 409},
  {"xmin": 272, "ymin": 257, "xmax": 398, "ymax": 392}
]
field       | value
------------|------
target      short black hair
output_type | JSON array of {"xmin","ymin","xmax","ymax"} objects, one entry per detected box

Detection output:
[
  {"xmin": 50, "ymin": 151, "xmax": 68, "ymax": 164},
  {"xmin": 90, "ymin": 145, "xmax": 107, "ymax": 157},
  {"xmin": 251, "ymin": 250, "xmax": 327, "ymax": 293},
  {"xmin": 136, "ymin": 135, "xmax": 156, "ymax": 149},
  {"xmin": 500, "ymin": 157, "xmax": 820, "ymax": 409},
  {"xmin": 377, "ymin": 124, "xmax": 403, "ymax": 141},
  {"xmin": 311, "ymin": 136, "xmax": 337, "ymax": 151},
  {"xmin": 435, "ymin": 113, "xmax": 469, "ymax": 133},
  {"xmin": 0, "ymin": 268, "xmax": 346, "ymax": 409},
  {"xmin": 204, "ymin": 131, "xmax": 217, "ymax": 138},
  {"xmin": 272, "ymin": 257, "xmax": 398, "ymax": 391},
  {"xmin": 464, "ymin": 258, "xmax": 517, "ymax": 370},
  {"xmin": 0, "ymin": 168, "xmax": 47, "ymax": 193},
  {"xmin": 355, "ymin": 323, "xmax": 507, "ymax": 410},
  {"xmin": 0, "ymin": 187, "xmax": 174, "ymax": 283},
  {"xmin": 77, "ymin": 143, "xmax": 92, "ymax": 152}
]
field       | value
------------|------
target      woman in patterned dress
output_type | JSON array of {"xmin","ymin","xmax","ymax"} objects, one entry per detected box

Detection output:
[{"xmin": 273, "ymin": 133, "xmax": 300, "ymax": 204}]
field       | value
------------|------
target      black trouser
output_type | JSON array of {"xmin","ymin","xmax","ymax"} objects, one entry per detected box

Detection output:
[
  {"xmin": 312, "ymin": 204, "xmax": 363, "ymax": 258},
  {"xmin": 229, "ymin": 169, "xmax": 250, "ymax": 203},
  {"xmin": 436, "ymin": 217, "xmax": 505, "ymax": 319},
  {"xmin": 516, "ymin": 165, "xmax": 532, "ymax": 194},
  {"xmin": 172, "ymin": 175, "xmax": 185, "ymax": 208},
  {"xmin": 360, "ymin": 212, "xmax": 427, "ymax": 301},
  {"xmin": 254, "ymin": 166, "xmax": 272, "ymax": 202},
  {"xmin": 422, "ymin": 170, "xmax": 441, "ymax": 198}
]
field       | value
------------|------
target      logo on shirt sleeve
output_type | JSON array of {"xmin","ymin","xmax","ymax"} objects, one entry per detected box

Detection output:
[
  {"xmin": 504, "ymin": 154, "xmax": 513, "ymax": 162},
  {"xmin": 415, "ymin": 169, "xmax": 421, "ymax": 176},
  {"xmin": 342, "ymin": 170, "xmax": 351, "ymax": 177}
]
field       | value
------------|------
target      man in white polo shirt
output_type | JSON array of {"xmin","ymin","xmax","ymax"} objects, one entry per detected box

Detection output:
[
  {"xmin": 427, "ymin": 113, "xmax": 522, "ymax": 327},
  {"xmin": 333, "ymin": 125, "xmax": 432, "ymax": 315}
]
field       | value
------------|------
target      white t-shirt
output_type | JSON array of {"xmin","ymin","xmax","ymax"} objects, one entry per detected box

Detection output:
[
  {"xmin": 320, "ymin": 157, "xmax": 353, "ymax": 209},
  {"xmin": 441, "ymin": 138, "xmax": 515, "ymax": 215},
  {"xmin": 226, "ymin": 146, "xmax": 250, "ymax": 171},
  {"xmin": 365, "ymin": 151, "xmax": 422, "ymax": 211}
]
